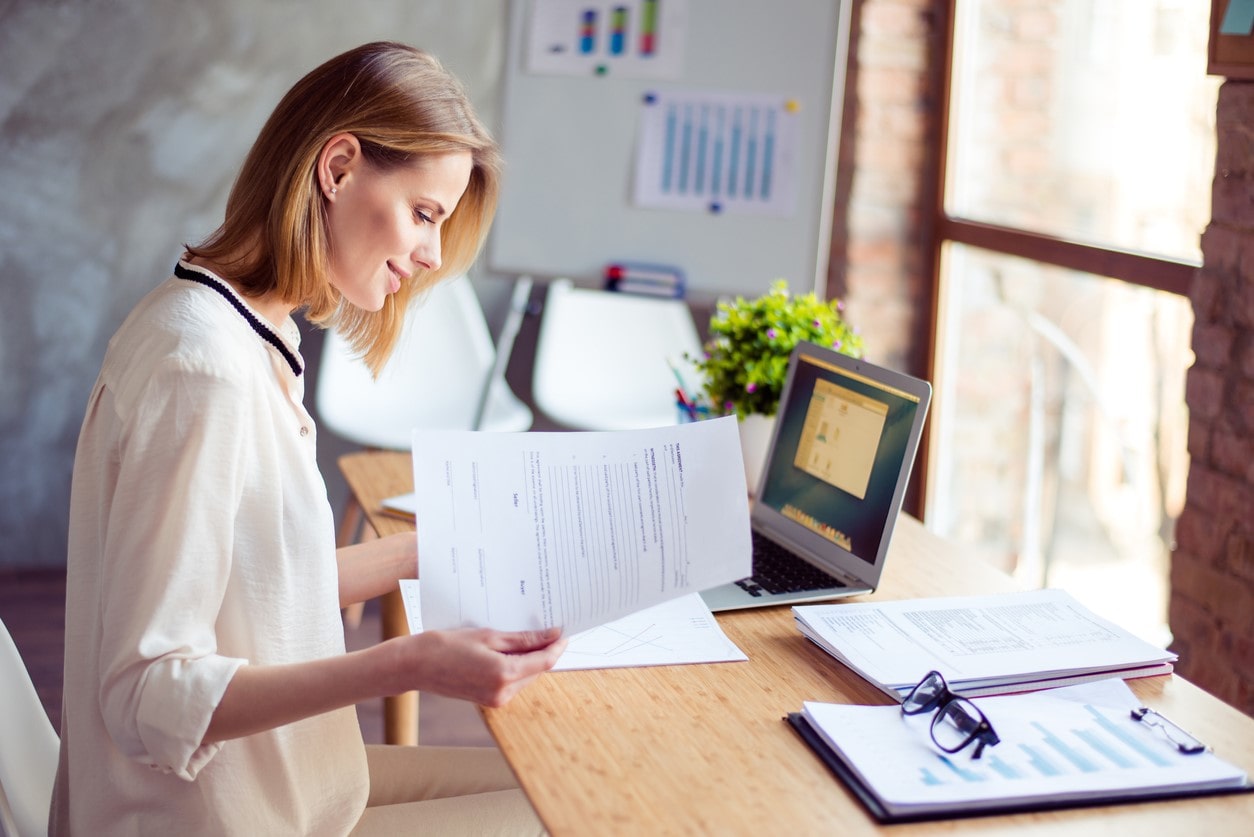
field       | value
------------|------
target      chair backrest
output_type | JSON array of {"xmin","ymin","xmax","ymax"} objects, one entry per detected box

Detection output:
[
  {"xmin": 532, "ymin": 279, "xmax": 704, "ymax": 430},
  {"xmin": 0, "ymin": 616, "xmax": 59, "ymax": 837},
  {"xmin": 315, "ymin": 276, "xmax": 532, "ymax": 449}
]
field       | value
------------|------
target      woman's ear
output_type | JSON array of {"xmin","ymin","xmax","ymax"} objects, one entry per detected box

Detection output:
[{"xmin": 318, "ymin": 133, "xmax": 362, "ymax": 199}]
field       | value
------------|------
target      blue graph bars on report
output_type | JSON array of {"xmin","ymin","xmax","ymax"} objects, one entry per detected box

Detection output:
[{"xmin": 634, "ymin": 89, "xmax": 801, "ymax": 216}]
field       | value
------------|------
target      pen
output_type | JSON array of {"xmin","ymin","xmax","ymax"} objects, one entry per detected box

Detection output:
[
  {"xmin": 675, "ymin": 388, "xmax": 699, "ymax": 420},
  {"xmin": 1130, "ymin": 706, "xmax": 1208, "ymax": 754}
]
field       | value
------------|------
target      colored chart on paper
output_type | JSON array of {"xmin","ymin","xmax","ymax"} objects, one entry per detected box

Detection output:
[
  {"xmin": 634, "ymin": 89, "xmax": 801, "ymax": 216},
  {"xmin": 915, "ymin": 703, "xmax": 1177, "ymax": 788},
  {"xmin": 525, "ymin": 0, "xmax": 688, "ymax": 78}
]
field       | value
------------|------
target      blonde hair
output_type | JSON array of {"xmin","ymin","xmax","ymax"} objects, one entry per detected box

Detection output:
[{"xmin": 186, "ymin": 41, "xmax": 501, "ymax": 374}]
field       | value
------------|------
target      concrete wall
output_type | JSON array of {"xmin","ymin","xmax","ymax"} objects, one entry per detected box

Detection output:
[{"xmin": 0, "ymin": 0, "xmax": 511, "ymax": 567}]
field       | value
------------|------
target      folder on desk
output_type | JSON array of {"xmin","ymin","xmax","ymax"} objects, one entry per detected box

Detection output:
[{"xmin": 787, "ymin": 680, "xmax": 1250, "ymax": 824}]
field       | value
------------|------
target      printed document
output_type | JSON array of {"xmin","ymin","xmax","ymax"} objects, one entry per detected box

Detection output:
[
  {"xmin": 401, "ymin": 580, "xmax": 747, "ymax": 670},
  {"xmin": 795, "ymin": 679, "xmax": 1247, "ymax": 820},
  {"xmin": 411, "ymin": 416, "xmax": 752, "ymax": 635},
  {"xmin": 794, "ymin": 588, "xmax": 1176, "ymax": 698}
]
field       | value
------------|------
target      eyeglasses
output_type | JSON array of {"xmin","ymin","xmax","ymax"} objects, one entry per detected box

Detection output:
[{"xmin": 901, "ymin": 670, "xmax": 1001, "ymax": 759}]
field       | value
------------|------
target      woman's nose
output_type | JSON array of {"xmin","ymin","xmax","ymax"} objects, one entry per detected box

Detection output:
[{"xmin": 411, "ymin": 230, "xmax": 442, "ymax": 273}]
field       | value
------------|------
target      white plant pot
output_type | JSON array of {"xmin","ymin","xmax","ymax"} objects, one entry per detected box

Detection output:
[{"xmin": 738, "ymin": 413, "xmax": 777, "ymax": 495}]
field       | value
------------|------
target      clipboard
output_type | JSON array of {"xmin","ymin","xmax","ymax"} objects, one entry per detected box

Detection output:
[{"xmin": 784, "ymin": 705, "xmax": 1251, "ymax": 825}]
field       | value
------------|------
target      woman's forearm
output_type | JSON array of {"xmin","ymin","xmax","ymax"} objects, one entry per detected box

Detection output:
[{"xmin": 336, "ymin": 531, "xmax": 417, "ymax": 607}]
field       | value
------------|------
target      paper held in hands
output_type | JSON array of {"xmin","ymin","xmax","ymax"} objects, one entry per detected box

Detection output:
[
  {"xmin": 410, "ymin": 415, "xmax": 752, "ymax": 635},
  {"xmin": 399, "ymin": 580, "xmax": 747, "ymax": 670}
]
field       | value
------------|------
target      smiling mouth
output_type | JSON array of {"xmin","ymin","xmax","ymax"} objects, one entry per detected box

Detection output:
[{"xmin": 387, "ymin": 263, "xmax": 407, "ymax": 292}]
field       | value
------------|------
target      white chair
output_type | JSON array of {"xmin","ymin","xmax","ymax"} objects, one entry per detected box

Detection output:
[
  {"xmin": 318, "ymin": 276, "xmax": 534, "ymax": 637},
  {"xmin": 0, "ymin": 616, "xmax": 59, "ymax": 837},
  {"xmin": 532, "ymin": 279, "xmax": 704, "ymax": 430},
  {"xmin": 316, "ymin": 275, "xmax": 533, "ymax": 450}
]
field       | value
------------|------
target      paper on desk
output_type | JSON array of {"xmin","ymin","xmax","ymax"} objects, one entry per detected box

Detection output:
[
  {"xmin": 411, "ymin": 416, "xmax": 752, "ymax": 635},
  {"xmin": 794, "ymin": 588, "xmax": 1177, "ymax": 698},
  {"xmin": 800, "ymin": 679, "xmax": 1248, "ymax": 815},
  {"xmin": 399, "ymin": 579, "xmax": 747, "ymax": 670}
]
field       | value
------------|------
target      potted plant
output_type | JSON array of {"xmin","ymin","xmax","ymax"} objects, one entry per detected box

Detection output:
[{"xmin": 688, "ymin": 279, "xmax": 865, "ymax": 488}]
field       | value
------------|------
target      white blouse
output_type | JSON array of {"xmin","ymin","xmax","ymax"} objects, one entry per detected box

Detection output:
[{"xmin": 51, "ymin": 263, "xmax": 368, "ymax": 835}]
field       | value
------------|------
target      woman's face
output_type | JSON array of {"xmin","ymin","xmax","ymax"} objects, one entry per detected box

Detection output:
[{"xmin": 325, "ymin": 149, "xmax": 474, "ymax": 311}]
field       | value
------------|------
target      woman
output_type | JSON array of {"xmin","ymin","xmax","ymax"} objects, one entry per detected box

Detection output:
[{"xmin": 53, "ymin": 42, "xmax": 564, "ymax": 835}]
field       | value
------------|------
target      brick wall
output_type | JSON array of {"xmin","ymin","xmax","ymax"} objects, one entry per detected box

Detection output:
[
  {"xmin": 1172, "ymin": 81, "xmax": 1254, "ymax": 715},
  {"xmin": 828, "ymin": 0, "xmax": 941, "ymax": 380}
]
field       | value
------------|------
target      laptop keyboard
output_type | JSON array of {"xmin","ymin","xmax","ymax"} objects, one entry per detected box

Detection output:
[{"xmin": 736, "ymin": 532, "xmax": 848, "ymax": 596}]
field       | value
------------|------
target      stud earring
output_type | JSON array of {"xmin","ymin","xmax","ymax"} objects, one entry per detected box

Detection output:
[{"xmin": 330, "ymin": 186, "xmax": 337, "ymax": 195}]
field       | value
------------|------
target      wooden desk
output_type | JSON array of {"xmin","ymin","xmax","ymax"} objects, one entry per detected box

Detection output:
[
  {"xmin": 339, "ymin": 451, "xmax": 422, "ymax": 745},
  {"xmin": 340, "ymin": 450, "xmax": 1254, "ymax": 833}
]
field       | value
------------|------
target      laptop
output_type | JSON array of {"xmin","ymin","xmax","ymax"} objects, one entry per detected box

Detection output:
[{"xmin": 700, "ymin": 341, "xmax": 932, "ymax": 612}]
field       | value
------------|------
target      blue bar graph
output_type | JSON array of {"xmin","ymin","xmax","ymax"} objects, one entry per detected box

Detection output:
[
  {"xmin": 942, "ymin": 703, "xmax": 1183, "ymax": 786},
  {"xmin": 1075, "ymin": 728, "xmax": 1136, "ymax": 768},
  {"xmin": 1086, "ymin": 705, "xmax": 1173, "ymax": 767},
  {"xmin": 986, "ymin": 754, "xmax": 1021, "ymax": 780},
  {"xmin": 1034, "ymin": 721, "xmax": 1099, "ymax": 773},
  {"xmin": 694, "ymin": 106, "xmax": 708, "ymax": 194},
  {"xmin": 609, "ymin": 6, "xmax": 628, "ymax": 55},
  {"xmin": 710, "ymin": 108, "xmax": 725, "ymax": 198},
  {"xmin": 637, "ymin": 91, "xmax": 799, "ymax": 215},
  {"xmin": 661, "ymin": 104, "xmax": 676, "ymax": 192},
  {"xmin": 678, "ymin": 103, "xmax": 693, "ymax": 193},
  {"xmin": 580, "ymin": 10, "xmax": 597, "ymax": 54},
  {"xmin": 761, "ymin": 110, "xmax": 775, "ymax": 199},
  {"xmin": 938, "ymin": 754, "xmax": 986, "ymax": 783},
  {"xmin": 1019, "ymin": 744, "xmax": 1063, "ymax": 777}
]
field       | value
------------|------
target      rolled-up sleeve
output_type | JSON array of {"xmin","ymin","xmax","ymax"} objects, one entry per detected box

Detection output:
[{"xmin": 96, "ymin": 357, "xmax": 251, "ymax": 779}]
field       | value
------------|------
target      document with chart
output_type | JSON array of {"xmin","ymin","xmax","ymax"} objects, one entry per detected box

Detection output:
[
  {"xmin": 788, "ymin": 680, "xmax": 1248, "ymax": 822},
  {"xmin": 411, "ymin": 416, "xmax": 752, "ymax": 635}
]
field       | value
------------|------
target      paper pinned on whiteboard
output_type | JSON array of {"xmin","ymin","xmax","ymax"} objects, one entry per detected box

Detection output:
[
  {"xmin": 525, "ymin": 0, "xmax": 689, "ymax": 78},
  {"xmin": 633, "ymin": 88, "xmax": 802, "ymax": 216}
]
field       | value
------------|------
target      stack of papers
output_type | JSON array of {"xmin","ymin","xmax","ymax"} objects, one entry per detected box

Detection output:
[
  {"xmin": 788, "ymin": 680, "xmax": 1248, "ymax": 822},
  {"xmin": 793, "ymin": 589, "xmax": 1176, "ymax": 699}
]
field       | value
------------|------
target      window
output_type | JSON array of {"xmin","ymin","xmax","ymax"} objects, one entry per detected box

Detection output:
[{"xmin": 926, "ymin": 0, "xmax": 1219, "ymax": 643}]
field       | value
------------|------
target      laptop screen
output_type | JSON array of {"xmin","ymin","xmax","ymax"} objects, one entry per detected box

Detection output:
[{"xmin": 756, "ymin": 344, "xmax": 929, "ymax": 574}]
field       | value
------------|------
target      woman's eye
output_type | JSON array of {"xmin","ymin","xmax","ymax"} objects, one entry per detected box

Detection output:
[{"xmin": 414, "ymin": 207, "xmax": 434, "ymax": 224}]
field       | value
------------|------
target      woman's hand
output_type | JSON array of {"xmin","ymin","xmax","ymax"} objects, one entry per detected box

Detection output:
[
  {"xmin": 205, "ymin": 625, "xmax": 565, "ymax": 743},
  {"xmin": 384, "ymin": 626, "xmax": 567, "ymax": 707}
]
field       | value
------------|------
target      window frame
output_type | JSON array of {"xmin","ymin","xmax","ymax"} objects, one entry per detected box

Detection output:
[{"xmin": 920, "ymin": 1, "xmax": 1201, "ymax": 515}]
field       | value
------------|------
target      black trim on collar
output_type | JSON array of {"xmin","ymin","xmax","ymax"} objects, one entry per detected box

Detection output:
[{"xmin": 174, "ymin": 263, "xmax": 303, "ymax": 377}]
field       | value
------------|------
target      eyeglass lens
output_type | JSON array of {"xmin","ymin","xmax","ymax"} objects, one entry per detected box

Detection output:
[
  {"xmin": 932, "ymin": 699, "xmax": 986, "ymax": 751},
  {"xmin": 902, "ymin": 671, "xmax": 948, "ymax": 715}
]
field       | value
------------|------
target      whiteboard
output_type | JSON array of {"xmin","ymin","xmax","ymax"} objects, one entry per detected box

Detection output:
[{"xmin": 488, "ymin": 0, "xmax": 851, "ymax": 297}]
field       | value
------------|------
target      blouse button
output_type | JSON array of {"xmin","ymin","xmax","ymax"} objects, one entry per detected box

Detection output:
[{"xmin": 299, "ymin": 426, "xmax": 309, "ymax": 437}]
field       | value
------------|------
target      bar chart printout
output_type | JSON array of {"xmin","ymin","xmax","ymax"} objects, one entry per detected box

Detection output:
[
  {"xmin": 525, "ymin": 0, "xmax": 688, "ymax": 78},
  {"xmin": 634, "ymin": 89, "xmax": 801, "ymax": 216},
  {"xmin": 799, "ymin": 681, "xmax": 1248, "ymax": 816}
]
